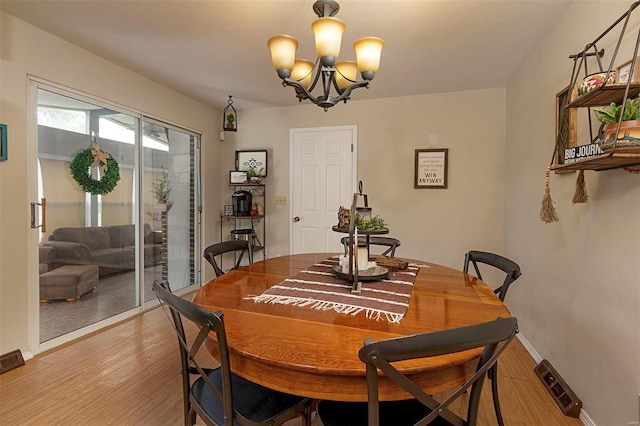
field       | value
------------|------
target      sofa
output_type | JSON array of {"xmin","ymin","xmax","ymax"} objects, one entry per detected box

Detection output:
[{"xmin": 43, "ymin": 223, "xmax": 162, "ymax": 276}]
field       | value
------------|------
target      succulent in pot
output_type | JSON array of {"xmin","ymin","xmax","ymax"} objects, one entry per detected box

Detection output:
[{"xmin": 593, "ymin": 96, "xmax": 640, "ymax": 143}]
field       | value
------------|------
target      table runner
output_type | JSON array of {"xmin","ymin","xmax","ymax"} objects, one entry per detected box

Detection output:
[{"xmin": 246, "ymin": 256, "xmax": 421, "ymax": 324}]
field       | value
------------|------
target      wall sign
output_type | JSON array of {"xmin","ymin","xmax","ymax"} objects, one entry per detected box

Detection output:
[
  {"xmin": 235, "ymin": 150, "xmax": 268, "ymax": 176},
  {"xmin": 563, "ymin": 144, "xmax": 605, "ymax": 163},
  {"xmin": 414, "ymin": 148, "xmax": 448, "ymax": 189}
]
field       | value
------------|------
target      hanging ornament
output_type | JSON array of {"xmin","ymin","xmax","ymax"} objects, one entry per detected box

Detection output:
[
  {"xmin": 223, "ymin": 95, "xmax": 238, "ymax": 132},
  {"xmin": 70, "ymin": 133, "xmax": 120, "ymax": 195}
]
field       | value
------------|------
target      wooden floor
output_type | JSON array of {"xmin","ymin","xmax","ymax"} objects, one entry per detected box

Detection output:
[{"xmin": 0, "ymin": 303, "xmax": 584, "ymax": 426}]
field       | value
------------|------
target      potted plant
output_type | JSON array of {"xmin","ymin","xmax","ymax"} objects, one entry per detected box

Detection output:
[
  {"xmin": 594, "ymin": 96, "xmax": 640, "ymax": 144},
  {"xmin": 246, "ymin": 167, "xmax": 264, "ymax": 183},
  {"xmin": 151, "ymin": 173, "xmax": 171, "ymax": 204},
  {"xmin": 225, "ymin": 113, "xmax": 235, "ymax": 130}
]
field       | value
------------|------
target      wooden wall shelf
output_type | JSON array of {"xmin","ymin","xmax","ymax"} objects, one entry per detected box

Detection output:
[
  {"xmin": 550, "ymin": 149, "xmax": 640, "ymax": 171},
  {"xmin": 567, "ymin": 84, "xmax": 640, "ymax": 108}
]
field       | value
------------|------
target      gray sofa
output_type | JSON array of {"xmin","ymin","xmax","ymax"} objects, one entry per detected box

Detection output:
[{"xmin": 43, "ymin": 223, "xmax": 162, "ymax": 276}]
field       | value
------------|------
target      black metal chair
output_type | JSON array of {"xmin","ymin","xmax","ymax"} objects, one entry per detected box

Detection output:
[
  {"xmin": 463, "ymin": 250, "xmax": 521, "ymax": 302},
  {"xmin": 152, "ymin": 280, "xmax": 312, "ymax": 426},
  {"xmin": 315, "ymin": 317, "xmax": 519, "ymax": 426},
  {"xmin": 463, "ymin": 250, "xmax": 522, "ymax": 426},
  {"xmin": 340, "ymin": 236, "xmax": 401, "ymax": 257},
  {"xmin": 203, "ymin": 240, "xmax": 253, "ymax": 277}
]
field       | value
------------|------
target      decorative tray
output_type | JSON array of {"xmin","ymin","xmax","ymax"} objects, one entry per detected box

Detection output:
[
  {"xmin": 331, "ymin": 226, "xmax": 389, "ymax": 235},
  {"xmin": 332, "ymin": 264, "xmax": 389, "ymax": 281}
]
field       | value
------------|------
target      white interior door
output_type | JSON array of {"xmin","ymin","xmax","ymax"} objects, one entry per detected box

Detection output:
[{"xmin": 290, "ymin": 126, "xmax": 356, "ymax": 254}]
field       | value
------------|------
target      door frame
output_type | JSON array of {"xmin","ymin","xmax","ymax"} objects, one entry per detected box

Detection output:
[{"xmin": 288, "ymin": 125, "xmax": 358, "ymax": 253}]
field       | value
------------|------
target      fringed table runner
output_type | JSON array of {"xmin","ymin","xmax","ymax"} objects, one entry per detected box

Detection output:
[{"xmin": 245, "ymin": 256, "xmax": 421, "ymax": 324}]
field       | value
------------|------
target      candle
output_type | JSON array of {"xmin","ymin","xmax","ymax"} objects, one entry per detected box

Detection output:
[
  {"xmin": 354, "ymin": 228, "xmax": 358, "ymax": 270},
  {"xmin": 357, "ymin": 244, "xmax": 369, "ymax": 270}
]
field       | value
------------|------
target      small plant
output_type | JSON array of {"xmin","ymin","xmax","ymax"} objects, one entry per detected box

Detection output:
[
  {"xmin": 226, "ymin": 114, "xmax": 235, "ymax": 126},
  {"xmin": 151, "ymin": 173, "xmax": 171, "ymax": 203},
  {"xmin": 246, "ymin": 167, "xmax": 264, "ymax": 178},
  {"xmin": 354, "ymin": 214, "xmax": 387, "ymax": 231},
  {"xmin": 594, "ymin": 96, "xmax": 640, "ymax": 124}
]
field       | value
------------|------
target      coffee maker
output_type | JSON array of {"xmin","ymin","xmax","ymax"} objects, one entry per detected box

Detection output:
[{"xmin": 232, "ymin": 190, "xmax": 252, "ymax": 216}]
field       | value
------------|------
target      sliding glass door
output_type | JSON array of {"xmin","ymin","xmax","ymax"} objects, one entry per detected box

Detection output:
[{"xmin": 35, "ymin": 84, "xmax": 200, "ymax": 344}]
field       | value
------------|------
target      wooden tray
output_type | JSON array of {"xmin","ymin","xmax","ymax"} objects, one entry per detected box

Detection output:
[{"xmin": 332, "ymin": 264, "xmax": 389, "ymax": 281}]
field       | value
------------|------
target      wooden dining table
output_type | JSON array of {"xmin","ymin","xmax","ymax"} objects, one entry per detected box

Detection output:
[{"xmin": 192, "ymin": 253, "xmax": 511, "ymax": 402}]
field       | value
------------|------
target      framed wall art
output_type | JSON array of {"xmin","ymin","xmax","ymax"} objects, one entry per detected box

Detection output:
[
  {"xmin": 235, "ymin": 150, "xmax": 267, "ymax": 176},
  {"xmin": 230, "ymin": 170, "xmax": 248, "ymax": 184},
  {"xmin": 414, "ymin": 148, "xmax": 448, "ymax": 189},
  {"xmin": 616, "ymin": 57, "xmax": 640, "ymax": 84},
  {"xmin": 555, "ymin": 85, "xmax": 578, "ymax": 168},
  {"xmin": 0, "ymin": 123, "xmax": 7, "ymax": 161}
]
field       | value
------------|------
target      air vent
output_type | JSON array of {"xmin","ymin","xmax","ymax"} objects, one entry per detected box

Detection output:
[
  {"xmin": 0, "ymin": 349, "xmax": 25, "ymax": 374},
  {"xmin": 534, "ymin": 359, "xmax": 582, "ymax": 418}
]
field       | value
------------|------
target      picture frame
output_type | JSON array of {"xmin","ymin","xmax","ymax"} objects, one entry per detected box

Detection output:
[
  {"xmin": 224, "ymin": 205, "xmax": 234, "ymax": 216},
  {"xmin": 414, "ymin": 148, "xmax": 448, "ymax": 189},
  {"xmin": 229, "ymin": 170, "xmax": 248, "ymax": 184},
  {"xmin": 555, "ymin": 85, "xmax": 578, "ymax": 168},
  {"xmin": 0, "ymin": 123, "xmax": 7, "ymax": 161},
  {"xmin": 616, "ymin": 57, "xmax": 640, "ymax": 84},
  {"xmin": 235, "ymin": 150, "xmax": 268, "ymax": 177}
]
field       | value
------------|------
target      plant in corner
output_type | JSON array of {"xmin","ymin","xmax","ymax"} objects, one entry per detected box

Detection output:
[{"xmin": 151, "ymin": 173, "xmax": 171, "ymax": 204}]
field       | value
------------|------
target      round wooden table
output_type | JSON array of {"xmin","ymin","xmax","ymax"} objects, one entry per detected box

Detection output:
[{"xmin": 192, "ymin": 253, "xmax": 511, "ymax": 401}]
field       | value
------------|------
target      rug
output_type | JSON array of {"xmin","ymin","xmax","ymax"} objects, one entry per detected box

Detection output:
[{"xmin": 246, "ymin": 256, "xmax": 421, "ymax": 324}]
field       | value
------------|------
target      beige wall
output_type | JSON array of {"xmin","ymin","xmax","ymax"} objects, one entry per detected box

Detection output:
[
  {"xmin": 505, "ymin": 2, "xmax": 640, "ymax": 424},
  {"xmin": 0, "ymin": 12, "xmax": 222, "ymax": 354},
  {"xmin": 226, "ymin": 87, "xmax": 506, "ymax": 268}
]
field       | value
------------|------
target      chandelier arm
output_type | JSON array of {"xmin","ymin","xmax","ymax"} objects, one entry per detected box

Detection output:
[
  {"xmin": 282, "ymin": 79, "xmax": 321, "ymax": 104},
  {"xmin": 332, "ymin": 80, "xmax": 371, "ymax": 103}
]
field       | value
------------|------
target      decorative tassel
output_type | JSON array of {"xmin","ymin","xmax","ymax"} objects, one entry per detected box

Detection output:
[
  {"xmin": 540, "ymin": 167, "xmax": 559, "ymax": 223},
  {"xmin": 572, "ymin": 170, "xmax": 588, "ymax": 204}
]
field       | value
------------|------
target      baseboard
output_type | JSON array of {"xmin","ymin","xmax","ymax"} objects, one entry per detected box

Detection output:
[{"xmin": 517, "ymin": 332, "xmax": 595, "ymax": 426}]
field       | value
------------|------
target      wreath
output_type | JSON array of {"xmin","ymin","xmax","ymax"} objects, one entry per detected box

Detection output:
[{"xmin": 69, "ymin": 143, "xmax": 120, "ymax": 195}]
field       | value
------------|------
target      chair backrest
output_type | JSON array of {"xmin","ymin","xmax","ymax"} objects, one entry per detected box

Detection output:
[
  {"xmin": 463, "ymin": 250, "xmax": 521, "ymax": 301},
  {"xmin": 204, "ymin": 240, "xmax": 253, "ymax": 277},
  {"xmin": 341, "ymin": 236, "xmax": 401, "ymax": 257},
  {"xmin": 153, "ymin": 280, "xmax": 234, "ymax": 426},
  {"xmin": 360, "ymin": 316, "xmax": 518, "ymax": 426}
]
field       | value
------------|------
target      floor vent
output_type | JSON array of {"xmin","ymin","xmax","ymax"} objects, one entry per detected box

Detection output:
[
  {"xmin": 0, "ymin": 349, "xmax": 25, "ymax": 374},
  {"xmin": 534, "ymin": 359, "xmax": 582, "ymax": 418}
]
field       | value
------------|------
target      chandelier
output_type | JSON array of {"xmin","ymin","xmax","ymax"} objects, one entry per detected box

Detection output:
[{"xmin": 267, "ymin": 0, "xmax": 384, "ymax": 111}]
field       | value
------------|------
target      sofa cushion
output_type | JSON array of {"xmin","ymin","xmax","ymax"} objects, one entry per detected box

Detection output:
[
  {"xmin": 108, "ymin": 224, "xmax": 135, "ymax": 248},
  {"xmin": 49, "ymin": 227, "xmax": 110, "ymax": 251}
]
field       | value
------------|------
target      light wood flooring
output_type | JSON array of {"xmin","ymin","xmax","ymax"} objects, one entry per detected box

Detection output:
[{"xmin": 1, "ymin": 301, "xmax": 584, "ymax": 425}]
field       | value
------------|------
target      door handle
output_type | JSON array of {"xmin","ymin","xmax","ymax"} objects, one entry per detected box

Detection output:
[
  {"xmin": 293, "ymin": 216, "xmax": 300, "ymax": 222},
  {"xmin": 31, "ymin": 197, "xmax": 46, "ymax": 232}
]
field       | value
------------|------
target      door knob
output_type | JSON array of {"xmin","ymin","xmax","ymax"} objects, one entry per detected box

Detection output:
[{"xmin": 293, "ymin": 216, "xmax": 300, "ymax": 222}]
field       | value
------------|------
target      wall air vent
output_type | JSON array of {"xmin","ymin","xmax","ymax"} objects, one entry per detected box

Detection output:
[{"xmin": 0, "ymin": 349, "xmax": 25, "ymax": 374}]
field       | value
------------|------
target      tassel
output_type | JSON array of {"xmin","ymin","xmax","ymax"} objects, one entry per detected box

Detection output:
[
  {"xmin": 540, "ymin": 167, "xmax": 559, "ymax": 223},
  {"xmin": 572, "ymin": 170, "xmax": 588, "ymax": 204}
]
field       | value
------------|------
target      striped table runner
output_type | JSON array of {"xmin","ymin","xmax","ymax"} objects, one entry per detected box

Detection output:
[{"xmin": 246, "ymin": 256, "xmax": 420, "ymax": 324}]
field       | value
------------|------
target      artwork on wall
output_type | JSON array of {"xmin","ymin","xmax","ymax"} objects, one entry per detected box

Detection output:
[
  {"xmin": 0, "ymin": 123, "xmax": 7, "ymax": 161},
  {"xmin": 414, "ymin": 149, "xmax": 448, "ymax": 189},
  {"xmin": 235, "ymin": 150, "xmax": 268, "ymax": 176},
  {"xmin": 555, "ymin": 85, "xmax": 577, "ymax": 168}
]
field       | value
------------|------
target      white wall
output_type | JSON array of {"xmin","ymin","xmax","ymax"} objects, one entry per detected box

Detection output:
[
  {"xmin": 505, "ymin": 2, "xmax": 640, "ymax": 425},
  {"xmin": 225, "ymin": 87, "xmax": 507, "ymax": 269},
  {"xmin": 0, "ymin": 12, "xmax": 221, "ymax": 355}
]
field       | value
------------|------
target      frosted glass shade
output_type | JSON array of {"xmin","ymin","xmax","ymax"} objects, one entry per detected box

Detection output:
[
  {"xmin": 291, "ymin": 59, "xmax": 315, "ymax": 89},
  {"xmin": 267, "ymin": 35, "xmax": 298, "ymax": 71},
  {"xmin": 335, "ymin": 61, "xmax": 358, "ymax": 90},
  {"xmin": 311, "ymin": 17, "xmax": 346, "ymax": 59},
  {"xmin": 354, "ymin": 37, "xmax": 384, "ymax": 74}
]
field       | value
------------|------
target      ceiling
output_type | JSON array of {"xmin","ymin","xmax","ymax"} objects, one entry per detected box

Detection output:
[{"xmin": 1, "ymin": 0, "xmax": 573, "ymax": 111}]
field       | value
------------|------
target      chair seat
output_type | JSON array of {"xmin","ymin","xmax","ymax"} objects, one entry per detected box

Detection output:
[
  {"xmin": 316, "ymin": 399, "xmax": 453, "ymax": 426},
  {"xmin": 192, "ymin": 367, "xmax": 311, "ymax": 425}
]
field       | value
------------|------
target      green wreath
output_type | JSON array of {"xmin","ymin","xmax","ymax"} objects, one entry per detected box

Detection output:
[{"xmin": 69, "ymin": 148, "xmax": 120, "ymax": 195}]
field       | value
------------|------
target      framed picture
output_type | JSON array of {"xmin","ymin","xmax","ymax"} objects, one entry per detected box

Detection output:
[
  {"xmin": 224, "ymin": 205, "xmax": 234, "ymax": 216},
  {"xmin": 616, "ymin": 57, "xmax": 640, "ymax": 84},
  {"xmin": 555, "ymin": 85, "xmax": 578, "ymax": 168},
  {"xmin": 0, "ymin": 123, "xmax": 7, "ymax": 161},
  {"xmin": 235, "ymin": 150, "xmax": 268, "ymax": 176},
  {"xmin": 414, "ymin": 149, "xmax": 448, "ymax": 189},
  {"xmin": 230, "ymin": 170, "xmax": 248, "ymax": 184}
]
